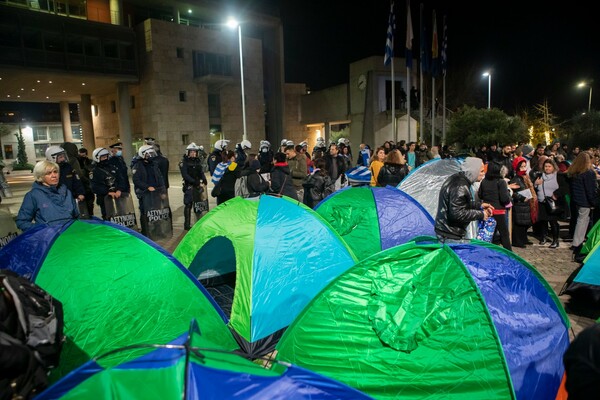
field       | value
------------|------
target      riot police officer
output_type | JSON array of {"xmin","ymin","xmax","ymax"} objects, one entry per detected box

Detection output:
[{"xmin": 179, "ymin": 143, "xmax": 208, "ymax": 230}]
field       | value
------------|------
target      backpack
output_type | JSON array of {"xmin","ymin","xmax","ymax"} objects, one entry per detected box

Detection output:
[
  {"xmin": 234, "ymin": 175, "xmax": 250, "ymax": 198},
  {"xmin": 0, "ymin": 270, "xmax": 65, "ymax": 369}
]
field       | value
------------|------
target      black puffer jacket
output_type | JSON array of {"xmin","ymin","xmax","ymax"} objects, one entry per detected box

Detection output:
[
  {"xmin": 377, "ymin": 162, "xmax": 409, "ymax": 187},
  {"xmin": 435, "ymin": 172, "xmax": 484, "ymax": 240}
]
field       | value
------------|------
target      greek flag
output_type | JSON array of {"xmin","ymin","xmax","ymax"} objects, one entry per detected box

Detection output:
[
  {"xmin": 441, "ymin": 15, "xmax": 448, "ymax": 76},
  {"xmin": 211, "ymin": 162, "xmax": 228, "ymax": 185},
  {"xmin": 384, "ymin": 1, "xmax": 395, "ymax": 66},
  {"xmin": 405, "ymin": 0, "xmax": 413, "ymax": 68}
]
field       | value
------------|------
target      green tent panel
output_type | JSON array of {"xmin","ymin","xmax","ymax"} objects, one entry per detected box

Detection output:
[{"xmin": 0, "ymin": 219, "xmax": 237, "ymax": 381}]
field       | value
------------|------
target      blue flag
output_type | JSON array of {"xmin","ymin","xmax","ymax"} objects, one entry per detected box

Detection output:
[
  {"xmin": 405, "ymin": 0, "xmax": 414, "ymax": 68},
  {"xmin": 420, "ymin": 4, "xmax": 430, "ymax": 74},
  {"xmin": 441, "ymin": 15, "xmax": 448, "ymax": 76},
  {"xmin": 384, "ymin": 1, "xmax": 395, "ymax": 66}
]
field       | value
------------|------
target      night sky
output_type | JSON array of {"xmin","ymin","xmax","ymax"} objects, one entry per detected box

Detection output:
[{"xmin": 264, "ymin": 0, "xmax": 599, "ymax": 120}]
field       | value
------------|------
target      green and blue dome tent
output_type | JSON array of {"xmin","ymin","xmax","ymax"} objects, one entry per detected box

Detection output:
[
  {"xmin": 276, "ymin": 238, "xmax": 570, "ymax": 400},
  {"xmin": 314, "ymin": 185, "xmax": 435, "ymax": 261},
  {"xmin": 37, "ymin": 319, "xmax": 373, "ymax": 400},
  {"xmin": 173, "ymin": 194, "xmax": 357, "ymax": 358},
  {"xmin": 0, "ymin": 219, "xmax": 237, "ymax": 381}
]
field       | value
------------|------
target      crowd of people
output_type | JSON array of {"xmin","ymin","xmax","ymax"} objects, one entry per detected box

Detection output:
[{"xmin": 14, "ymin": 135, "xmax": 600, "ymax": 263}]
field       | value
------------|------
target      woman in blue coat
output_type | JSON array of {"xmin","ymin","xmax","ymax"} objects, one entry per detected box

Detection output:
[{"xmin": 16, "ymin": 160, "xmax": 79, "ymax": 231}]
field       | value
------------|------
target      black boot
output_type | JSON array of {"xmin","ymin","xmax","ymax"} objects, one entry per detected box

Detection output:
[
  {"xmin": 184, "ymin": 205, "xmax": 192, "ymax": 230},
  {"xmin": 549, "ymin": 224, "xmax": 560, "ymax": 248},
  {"xmin": 539, "ymin": 225, "xmax": 548, "ymax": 245}
]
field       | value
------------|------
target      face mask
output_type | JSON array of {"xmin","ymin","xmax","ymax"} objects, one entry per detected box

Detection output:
[{"xmin": 116, "ymin": 150, "xmax": 122, "ymax": 157}]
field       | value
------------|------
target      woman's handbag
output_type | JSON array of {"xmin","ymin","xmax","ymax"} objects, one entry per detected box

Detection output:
[
  {"xmin": 476, "ymin": 217, "xmax": 497, "ymax": 242},
  {"xmin": 542, "ymin": 183, "xmax": 563, "ymax": 215},
  {"xmin": 544, "ymin": 196, "xmax": 564, "ymax": 215}
]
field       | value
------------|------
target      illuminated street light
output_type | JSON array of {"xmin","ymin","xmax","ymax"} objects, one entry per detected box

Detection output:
[
  {"xmin": 578, "ymin": 80, "xmax": 593, "ymax": 113},
  {"xmin": 226, "ymin": 18, "xmax": 248, "ymax": 141},
  {"xmin": 482, "ymin": 71, "xmax": 492, "ymax": 109}
]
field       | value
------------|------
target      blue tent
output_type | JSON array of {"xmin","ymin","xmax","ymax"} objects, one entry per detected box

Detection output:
[
  {"xmin": 276, "ymin": 238, "xmax": 571, "ymax": 399},
  {"xmin": 38, "ymin": 320, "xmax": 372, "ymax": 400},
  {"xmin": 315, "ymin": 186, "xmax": 435, "ymax": 260},
  {"xmin": 0, "ymin": 219, "xmax": 236, "ymax": 381},
  {"xmin": 173, "ymin": 195, "xmax": 357, "ymax": 357}
]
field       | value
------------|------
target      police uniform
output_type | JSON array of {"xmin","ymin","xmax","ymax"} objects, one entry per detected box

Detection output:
[{"xmin": 179, "ymin": 154, "xmax": 207, "ymax": 229}]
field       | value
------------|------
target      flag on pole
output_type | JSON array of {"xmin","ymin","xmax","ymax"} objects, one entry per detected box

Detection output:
[
  {"xmin": 405, "ymin": 0, "xmax": 414, "ymax": 68},
  {"xmin": 441, "ymin": 15, "xmax": 447, "ymax": 76},
  {"xmin": 419, "ymin": 3, "xmax": 429, "ymax": 74},
  {"xmin": 384, "ymin": 1, "xmax": 395, "ymax": 66},
  {"xmin": 431, "ymin": 10, "xmax": 439, "ymax": 77}
]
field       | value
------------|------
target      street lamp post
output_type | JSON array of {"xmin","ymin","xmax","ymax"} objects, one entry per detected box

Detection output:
[
  {"xmin": 482, "ymin": 71, "xmax": 492, "ymax": 109},
  {"xmin": 578, "ymin": 81, "xmax": 593, "ymax": 113},
  {"xmin": 227, "ymin": 18, "xmax": 248, "ymax": 141}
]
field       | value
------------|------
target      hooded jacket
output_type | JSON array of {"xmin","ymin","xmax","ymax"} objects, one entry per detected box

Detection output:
[
  {"xmin": 16, "ymin": 182, "xmax": 79, "ymax": 231},
  {"xmin": 435, "ymin": 157, "xmax": 485, "ymax": 240}
]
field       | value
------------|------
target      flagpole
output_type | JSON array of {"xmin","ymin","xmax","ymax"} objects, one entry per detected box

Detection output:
[
  {"xmin": 430, "ymin": 10, "xmax": 437, "ymax": 147},
  {"xmin": 441, "ymin": 15, "xmax": 447, "ymax": 145},
  {"xmin": 419, "ymin": 3, "xmax": 424, "ymax": 144},
  {"xmin": 406, "ymin": 0, "xmax": 413, "ymax": 143},
  {"xmin": 431, "ymin": 77, "xmax": 435, "ymax": 147},
  {"xmin": 391, "ymin": 57, "xmax": 396, "ymax": 143}
]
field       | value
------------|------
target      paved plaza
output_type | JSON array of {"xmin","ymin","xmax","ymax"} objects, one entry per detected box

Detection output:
[{"xmin": 1, "ymin": 169, "xmax": 597, "ymax": 340}]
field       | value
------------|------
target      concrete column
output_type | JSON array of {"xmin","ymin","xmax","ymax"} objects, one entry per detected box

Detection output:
[
  {"xmin": 117, "ymin": 82, "xmax": 134, "ymax": 165},
  {"xmin": 172, "ymin": 6, "xmax": 180, "ymax": 24},
  {"xmin": 60, "ymin": 101, "xmax": 73, "ymax": 142},
  {"xmin": 79, "ymin": 94, "xmax": 95, "ymax": 151}
]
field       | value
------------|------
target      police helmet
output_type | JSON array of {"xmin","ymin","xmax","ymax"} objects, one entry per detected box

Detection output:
[
  {"xmin": 285, "ymin": 140, "xmax": 294, "ymax": 146},
  {"xmin": 214, "ymin": 139, "xmax": 230, "ymax": 151},
  {"xmin": 138, "ymin": 144, "xmax": 157, "ymax": 159},
  {"xmin": 92, "ymin": 147, "xmax": 110, "ymax": 163},
  {"xmin": 280, "ymin": 139, "xmax": 288, "ymax": 146},
  {"xmin": 259, "ymin": 140, "xmax": 271, "ymax": 150},
  {"xmin": 45, "ymin": 146, "xmax": 66, "ymax": 163},
  {"xmin": 241, "ymin": 139, "xmax": 252, "ymax": 150},
  {"xmin": 186, "ymin": 142, "xmax": 200, "ymax": 157},
  {"xmin": 299, "ymin": 141, "xmax": 308, "ymax": 148}
]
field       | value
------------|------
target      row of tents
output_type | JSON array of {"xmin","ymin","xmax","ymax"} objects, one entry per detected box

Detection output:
[{"xmin": 0, "ymin": 158, "xmax": 578, "ymax": 398}]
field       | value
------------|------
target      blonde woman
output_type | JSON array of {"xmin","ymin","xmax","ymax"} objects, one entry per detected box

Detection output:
[
  {"xmin": 16, "ymin": 160, "xmax": 79, "ymax": 231},
  {"xmin": 369, "ymin": 147, "xmax": 386, "ymax": 186}
]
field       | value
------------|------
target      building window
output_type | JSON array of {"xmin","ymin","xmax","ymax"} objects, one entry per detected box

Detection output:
[
  {"xmin": 34, "ymin": 144, "xmax": 49, "ymax": 159},
  {"xmin": 182, "ymin": 134, "xmax": 189, "ymax": 145},
  {"xmin": 179, "ymin": 91, "xmax": 187, "ymax": 102},
  {"xmin": 176, "ymin": 47, "xmax": 184, "ymax": 58},
  {"xmin": 192, "ymin": 51, "xmax": 232, "ymax": 78},
  {"xmin": 130, "ymin": 96, "xmax": 135, "ymax": 109},
  {"xmin": 111, "ymin": 101, "xmax": 116, "ymax": 113},
  {"xmin": 32, "ymin": 126, "xmax": 48, "ymax": 141},
  {"xmin": 208, "ymin": 94, "xmax": 221, "ymax": 118},
  {"xmin": 3, "ymin": 145, "xmax": 14, "ymax": 159}
]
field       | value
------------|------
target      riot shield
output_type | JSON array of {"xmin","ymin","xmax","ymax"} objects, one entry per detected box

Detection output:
[
  {"xmin": 140, "ymin": 190, "xmax": 172, "ymax": 241},
  {"xmin": 193, "ymin": 183, "xmax": 209, "ymax": 215},
  {"xmin": 77, "ymin": 199, "xmax": 90, "ymax": 219},
  {"xmin": 0, "ymin": 208, "xmax": 19, "ymax": 249},
  {"xmin": 104, "ymin": 192, "xmax": 138, "ymax": 231}
]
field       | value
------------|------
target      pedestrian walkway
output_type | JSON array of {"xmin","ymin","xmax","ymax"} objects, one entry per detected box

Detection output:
[{"xmin": 1, "ymin": 170, "xmax": 596, "ymax": 338}]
